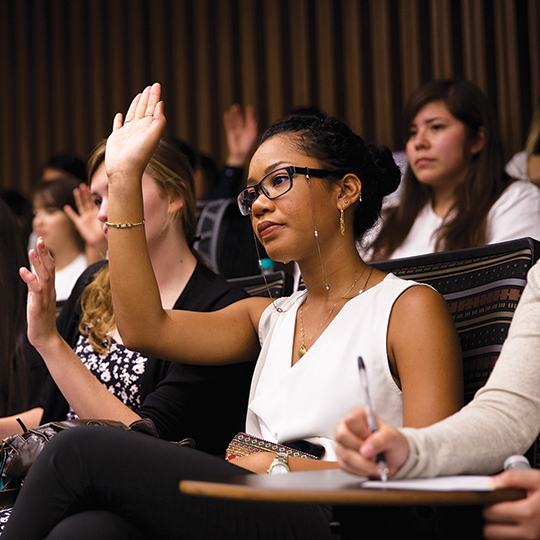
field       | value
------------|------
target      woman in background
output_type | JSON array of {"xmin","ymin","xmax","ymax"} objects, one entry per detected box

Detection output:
[
  {"xmin": 31, "ymin": 177, "xmax": 88, "ymax": 302},
  {"xmin": 506, "ymin": 94, "xmax": 540, "ymax": 186},
  {"xmin": 366, "ymin": 79, "xmax": 540, "ymax": 261},
  {"xmin": 0, "ymin": 200, "xmax": 46, "ymax": 417}
]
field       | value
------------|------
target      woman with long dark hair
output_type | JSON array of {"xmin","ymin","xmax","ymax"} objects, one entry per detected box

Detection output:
[{"xmin": 367, "ymin": 80, "xmax": 540, "ymax": 261}]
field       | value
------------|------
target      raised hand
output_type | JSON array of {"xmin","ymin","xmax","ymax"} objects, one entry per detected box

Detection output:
[
  {"xmin": 19, "ymin": 237, "xmax": 61, "ymax": 352},
  {"xmin": 334, "ymin": 407, "xmax": 409, "ymax": 479},
  {"xmin": 223, "ymin": 104, "xmax": 258, "ymax": 167},
  {"xmin": 63, "ymin": 183, "xmax": 107, "ymax": 263},
  {"xmin": 106, "ymin": 83, "xmax": 167, "ymax": 181}
]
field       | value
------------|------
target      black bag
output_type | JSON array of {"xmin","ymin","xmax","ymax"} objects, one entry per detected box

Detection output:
[{"xmin": 0, "ymin": 417, "xmax": 166, "ymax": 507}]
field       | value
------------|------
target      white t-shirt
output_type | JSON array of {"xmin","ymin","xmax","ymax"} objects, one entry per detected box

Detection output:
[
  {"xmin": 505, "ymin": 151, "xmax": 529, "ymax": 181},
  {"xmin": 55, "ymin": 253, "xmax": 88, "ymax": 301},
  {"xmin": 246, "ymin": 274, "xmax": 419, "ymax": 461},
  {"xmin": 363, "ymin": 180, "xmax": 540, "ymax": 261}
]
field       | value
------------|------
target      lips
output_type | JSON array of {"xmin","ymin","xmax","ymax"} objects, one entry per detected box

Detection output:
[
  {"xmin": 415, "ymin": 157, "xmax": 435, "ymax": 167},
  {"xmin": 257, "ymin": 221, "xmax": 281, "ymax": 239}
]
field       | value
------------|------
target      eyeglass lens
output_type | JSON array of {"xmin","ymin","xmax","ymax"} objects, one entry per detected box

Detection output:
[{"xmin": 237, "ymin": 167, "xmax": 293, "ymax": 215}]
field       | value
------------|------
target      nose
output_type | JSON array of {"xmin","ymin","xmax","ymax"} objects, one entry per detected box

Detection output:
[
  {"xmin": 250, "ymin": 190, "xmax": 273, "ymax": 218},
  {"xmin": 32, "ymin": 210, "xmax": 43, "ymax": 228},
  {"xmin": 97, "ymin": 198, "xmax": 108, "ymax": 224},
  {"xmin": 413, "ymin": 127, "xmax": 429, "ymax": 150}
]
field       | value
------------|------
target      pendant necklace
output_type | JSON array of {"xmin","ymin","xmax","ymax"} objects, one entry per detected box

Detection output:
[{"xmin": 297, "ymin": 265, "xmax": 373, "ymax": 358}]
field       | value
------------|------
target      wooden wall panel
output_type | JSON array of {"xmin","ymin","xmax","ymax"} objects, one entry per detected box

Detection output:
[
  {"xmin": 430, "ymin": 0, "xmax": 453, "ymax": 79},
  {"xmin": 370, "ymin": 1, "xmax": 391, "ymax": 146},
  {"xmin": 288, "ymin": 0, "xmax": 311, "ymax": 110},
  {"xmin": 13, "ymin": 0, "xmax": 32, "ymax": 189},
  {"xmin": 461, "ymin": 0, "xmax": 487, "ymax": 90},
  {"xmin": 494, "ymin": 0, "xmax": 522, "ymax": 154},
  {"xmin": 1, "ymin": 0, "xmax": 539, "ymax": 196},
  {"xmin": 341, "ymin": 0, "xmax": 363, "ymax": 135},
  {"xmin": 531, "ymin": 1, "xmax": 540, "ymax": 100},
  {"xmin": 399, "ymin": 0, "xmax": 422, "ymax": 109}
]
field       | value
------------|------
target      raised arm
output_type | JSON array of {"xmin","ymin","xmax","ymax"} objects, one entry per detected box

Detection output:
[
  {"xmin": 19, "ymin": 238, "xmax": 141, "ymax": 427},
  {"xmin": 106, "ymin": 84, "xmax": 266, "ymax": 365}
]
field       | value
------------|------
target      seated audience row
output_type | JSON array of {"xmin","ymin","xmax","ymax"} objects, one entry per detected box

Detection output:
[
  {"xmin": 1, "ymin": 83, "xmax": 464, "ymax": 539},
  {"xmin": 1, "ymin": 79, "xmax": 540, "ymax": 540}
]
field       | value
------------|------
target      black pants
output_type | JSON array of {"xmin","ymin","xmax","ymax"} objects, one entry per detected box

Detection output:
[{"xmin": 1, "ymin": 426, "xmax": 333, "ymax": 540}]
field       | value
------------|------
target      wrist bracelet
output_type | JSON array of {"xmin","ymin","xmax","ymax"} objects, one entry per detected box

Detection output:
[{"xmin": 105, "ymin": 219, "xmax": 146, "ymax": 229}]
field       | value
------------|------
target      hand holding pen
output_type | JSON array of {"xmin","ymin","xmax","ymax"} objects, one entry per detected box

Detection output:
[{"xmin": 357, "ymin": 356, "xmax": 389, "ymax": 482}]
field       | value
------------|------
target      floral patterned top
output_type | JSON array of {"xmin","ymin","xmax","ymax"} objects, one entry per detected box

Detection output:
[{"xmin": 66, "ymin": 334, "xmax": 148, "ymax": 419}]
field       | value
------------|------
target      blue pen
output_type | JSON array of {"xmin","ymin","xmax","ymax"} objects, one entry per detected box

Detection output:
[{"xmin": 357, "ymin": 356, "xmax": 388, "ymax": 482}]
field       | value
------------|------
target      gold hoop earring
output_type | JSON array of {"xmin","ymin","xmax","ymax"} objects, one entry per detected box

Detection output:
[{"xmin": 340, "ymin": 208, "xmax": 345, "ymax": 236}]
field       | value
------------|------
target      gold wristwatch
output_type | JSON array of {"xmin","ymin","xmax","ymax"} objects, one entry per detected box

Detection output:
[{"xmin": 267, "ymin": 452, "xmax": 290, "ymax": 474}]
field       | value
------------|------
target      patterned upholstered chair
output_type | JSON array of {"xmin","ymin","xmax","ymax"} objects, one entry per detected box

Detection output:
[{"xmin": 371, "ymin": 237, "xmax": 540, "ymax": 405}]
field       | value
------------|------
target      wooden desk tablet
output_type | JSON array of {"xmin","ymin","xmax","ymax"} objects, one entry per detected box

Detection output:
[{"xmin": 179, "ymin": 469, "xmax": 525, "ymax": 506}]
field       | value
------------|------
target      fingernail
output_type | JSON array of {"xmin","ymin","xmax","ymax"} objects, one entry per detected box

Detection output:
[
  {"xmin": 361, "ymin": 441, "xmax": 375, "ymax": 458},
  {"xmin": 487, "ymin": 475, "xmax": 502, "ymax": 488}
]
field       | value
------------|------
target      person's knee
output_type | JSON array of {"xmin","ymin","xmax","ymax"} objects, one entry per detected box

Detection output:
[
  {"xmin": 29, "ymin": 426, "xmax": 122, "ymax": 481},
  {"xmin": 44, "ymin": 511, "xmax": 148, "ymax": 540}
]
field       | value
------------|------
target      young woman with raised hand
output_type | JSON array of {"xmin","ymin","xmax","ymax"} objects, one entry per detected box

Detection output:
[
  {"xmin": 7, "ymin": 136, "xmax": 253, "ymax": 448},
  {"xmin": 0, "ymin": 136, "xmax": 252, "ymax": 531},
  {"xmin": 2, "ymin": 83, "xmax": 463, "ymax": 540},
  {"xmin": 366, "ymin": 80, "xmax": 540, "ymax": 261}
]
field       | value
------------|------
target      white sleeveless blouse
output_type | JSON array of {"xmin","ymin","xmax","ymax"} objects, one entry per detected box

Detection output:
[{"xmin": 245, "ymin": 273, "xmax": 422, "ymax": 461}]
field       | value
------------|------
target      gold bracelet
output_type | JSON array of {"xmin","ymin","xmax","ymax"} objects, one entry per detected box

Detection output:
[{"xmin": 105, "ymin": 219, "xmax": 146, "ymax": 229}]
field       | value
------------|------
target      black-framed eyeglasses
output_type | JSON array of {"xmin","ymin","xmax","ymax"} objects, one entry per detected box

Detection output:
[{"xmin": 237, "ymin": 166, "xmax": 346, "ymax": 216}]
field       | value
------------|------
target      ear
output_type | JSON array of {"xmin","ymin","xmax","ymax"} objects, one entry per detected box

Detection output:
[
  {"xmin": 168, "ymin": 193, "xmax": 184, "ymax": 215},
  {"xmin": 470, "ymin": 126, "xmax": 485, "ymax": 156},
  {"xmin": 337, "ymin": 173, "xmax": 362, "ymax": 210}
]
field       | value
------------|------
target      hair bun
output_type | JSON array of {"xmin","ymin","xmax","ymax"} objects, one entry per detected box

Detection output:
[{"xmin": 365, "ymin": 144, "xmax": 401, "ymax": 199}]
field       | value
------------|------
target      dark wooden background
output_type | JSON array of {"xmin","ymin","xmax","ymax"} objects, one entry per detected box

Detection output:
[{"xmin": 1, "ymin": 0, "xmax": 538, "ymax": 195}]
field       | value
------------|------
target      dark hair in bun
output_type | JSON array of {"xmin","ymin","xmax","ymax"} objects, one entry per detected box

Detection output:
[{"xmin": 260, "ymin": 115, "xmax": 400, "ymax": 239}]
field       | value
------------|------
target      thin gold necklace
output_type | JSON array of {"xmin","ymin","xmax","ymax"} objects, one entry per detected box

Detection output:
[{"xmin": 298, "ymin": 266, "xmax": 373, "ymax": 358}]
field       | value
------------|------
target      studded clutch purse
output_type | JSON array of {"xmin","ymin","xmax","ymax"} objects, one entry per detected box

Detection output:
[{"xmin": 225, "ymin": 432, "xmax": 324, "ymax": 461}]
